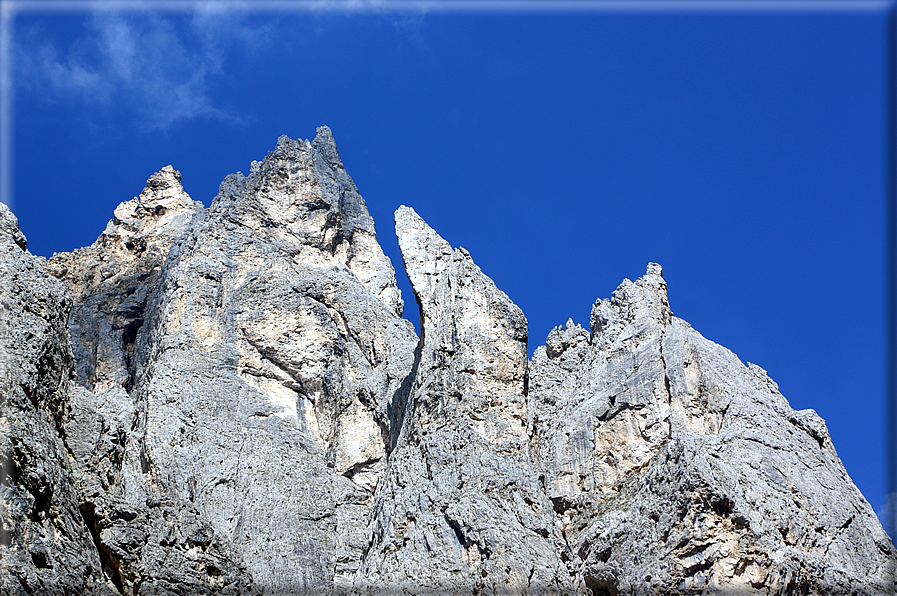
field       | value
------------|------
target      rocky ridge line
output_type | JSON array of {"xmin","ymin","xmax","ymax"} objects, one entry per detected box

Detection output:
[
  {"xmin": 44, "ymin": 128, "xmax": 417, "ymax": 594},
  {"xmin": 353, "ymin": 206, "xmax": 573, "ymax": 594},
  {"xmin": 0, "ymin": 128, "xmax": 892, "ymax": 595},
  {"xmin": 0, "ymin": 202, "xmax": 112, "ymax": 595},
  {"xmin": 529, "ymin": 263, "xmax": 896, "ymax": 593}
]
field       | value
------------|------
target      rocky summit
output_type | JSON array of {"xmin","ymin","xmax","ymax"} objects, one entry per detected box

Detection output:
[{"xmin": 1, "ymin": 127, "xmax": 894, "ymax": 595}]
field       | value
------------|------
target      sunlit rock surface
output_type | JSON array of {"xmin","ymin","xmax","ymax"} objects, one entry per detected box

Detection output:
[
  {"xmin": 0, "ymin": 128, "xmax": 890, "ymax": 594},
  {"xmin": 354, "ymin": 206, "xmax": 574, "ymax": 594},
  {"xmin": 44, "ymin": 129, "xmax": 417, "ymax": 594},
  {"xmin": 529, "ymin": 263, "xmax": 896, "ymax": 595},
  {"xmin": 0, "ymin": 202, "xmax": 112, "ymax": 595}
]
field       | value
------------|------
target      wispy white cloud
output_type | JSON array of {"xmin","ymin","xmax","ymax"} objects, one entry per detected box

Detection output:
[
  {"xmin": 31, "ymin": 41, "xmax": 114, "ymax": 103},
  {"xmin": 12, "ymin": 0, "xmax": 887, "ymax": 134},
  {"xmin": 15, "ymin": 8, "xmax": 276, "ymax": 131}
]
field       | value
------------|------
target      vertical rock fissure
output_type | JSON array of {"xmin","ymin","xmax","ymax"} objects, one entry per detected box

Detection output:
[
  {"xmin": 79, "ymin": 504, "xmax": 125, "ymax": 594},
  {"xmin": 657, "ymin": 328, "xmax": 674, "ymax": 440},
  {"xmin": 386, "ymin": 342, "xmax": 422, "ymax": 455}
]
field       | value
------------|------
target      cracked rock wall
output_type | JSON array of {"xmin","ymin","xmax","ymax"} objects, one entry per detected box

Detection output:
[
  {"xmin": 354, "ymin": 206, "xmax": 574, "ymax": 594},
  {"xmin": 44, "ymin": 166, "xmax": 262, "ymax": 596},
  {"xmin": 529, "ymin": 263, "xmax": 896, "ymax": 595},
  {"xmin": 0, "ymin": 203, "xmax": 113, "ymax": 595},
  {"xmin": 1, "ymin": 127, "xmax": 893, "ymax": 594},
  {"xmin": 44, "ymin": 128, "xmax": 417, "ymax": 594}
]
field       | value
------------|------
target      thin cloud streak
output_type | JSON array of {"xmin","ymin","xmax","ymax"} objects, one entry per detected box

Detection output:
[
  {"xmin": 189, "ymin": 5, "xmax": 277, "ymax": 62},
  {"xmin": 6, "ymin": 0, "xmax": 893, "ymax": 14}
]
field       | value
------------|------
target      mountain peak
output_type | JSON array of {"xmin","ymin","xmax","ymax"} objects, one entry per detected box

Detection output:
[{"xmin": 3, "ymin": 129, "xmax": 892, "ymax": 595}]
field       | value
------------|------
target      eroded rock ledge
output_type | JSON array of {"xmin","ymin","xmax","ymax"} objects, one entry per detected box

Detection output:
[{"xmin": 0, "ymin": 128, "xmax": 892, "ymax": 595}]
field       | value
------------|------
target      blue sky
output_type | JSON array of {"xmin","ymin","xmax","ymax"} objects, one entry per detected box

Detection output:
[{"xmin": 4, "ymin": 1, "xmax": 894, "ymax": 529}]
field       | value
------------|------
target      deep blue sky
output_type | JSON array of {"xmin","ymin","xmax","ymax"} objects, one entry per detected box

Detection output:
[{"xmin": 6, "ymin": 2, "xmax": 893, "ymax": 527}]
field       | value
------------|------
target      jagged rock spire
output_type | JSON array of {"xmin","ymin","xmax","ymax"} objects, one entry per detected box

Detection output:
[
  {"xmin": 355, "ymin": 206, "xmax": 572, "ymax": 594},
  {"xmin": 0, "ymin": 128, "xmax": 889, "ymax": 595},
  {"xmin": 530, "ymin": 263, "xmax": 897, "ymax": 594},
  {"xmin": 44, "ymin": 131, "xmax": 418, "ymax": 594}
]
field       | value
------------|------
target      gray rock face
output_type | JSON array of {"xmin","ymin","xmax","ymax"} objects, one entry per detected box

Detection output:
[
  {"xmin": 0, "ymin": 203, "xmax": 112, "ymax": 595},
  {"xmin": 64, "ymin": 381, "xmax": 258, "ymax": 596},
  {"xmin": 44, "ymin": 167, "xmax": 258, "ymax": 595},
  {"xmin": 356, "ymin": 206, "xmax": 574, "ymax": 594},
  {"xmin": 46, "ymin": 165, "xmax": 204, "ymax": 394},
  {"xmin": 47, "ymin": 128, "xmax": 417, "ymax": 594},
  {"xmin": 529, "ymin": 263, "xmax": 897, "ymax": 595},
  {"xmin": 125, "ymin": 130, "xmax": 416, "ymax": 594},
  {"xmin": 3, "ymin": 127, "xmax": 892, "ymax": 594}
]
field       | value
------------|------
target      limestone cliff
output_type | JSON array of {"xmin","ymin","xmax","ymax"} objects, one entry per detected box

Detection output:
[
  {"xmin": 529, "ymin": 265, "xmax": 895, "ymax": 594},
  {"xmin": 0, "ymin": 202, "xmax": 112, "ymax": 595},
  {"xmin": 44, "ymin": 128, "xmax": 417, "ymax": 594},
  {"xmin": 355, "ymin": 206, "xmax": 572, "ymax": 594},
  {"xmin": 0, "ymin": 128, "xmax": 892, "ymax": 595}
]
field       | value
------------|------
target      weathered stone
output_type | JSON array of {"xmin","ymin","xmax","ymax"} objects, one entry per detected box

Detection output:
[
  {"xmin": 63, "ymin": 383, "xmax": 258, "ymax": 596},
  {"xmin": 0, "ymin": 202, "xmax": 114, "ymax": 595},
  {"xmin": 35, "ymin": 168, "xmax": 257, "ymax": 595},
  {"xmin": 3, "ymin": 128, "xmax": 891, "ymax": 595},
  {"xmin": 354, "ymin": 206, "xmax": 575, "ymax": 594},
  {"xmin": 530, "ymin": 263, "xmax": 897, "ymax": 595},
  {"xmin": 45, "ymin": 165, "xmax": 204, "ymax": 394},
  {"xmin": 47, "ymin": 129, "xmax": 417, "ymax": 594}
]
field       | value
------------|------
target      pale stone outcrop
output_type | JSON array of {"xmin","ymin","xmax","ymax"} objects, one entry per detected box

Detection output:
[
  {"xmin": 45, "ymin": 168, "xmax": 258, "ymax": 595},
  {"xmin": 46, "ymin": 128, "xmax": 417, "ymax": 594},
  {"xmin": 354, "ymin": 206, "xmax": 575, "ymax": 594},
  {"xmin": 45, "ymin": 165, "xmax": 204, "ymax": 394},
  {"xmin": 1, "ymin": 127, "xmax": 891, "ymax": 594},
  {"xmin": 529, "ymin": 263, "xmax": 897, "ymax": 595}
]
